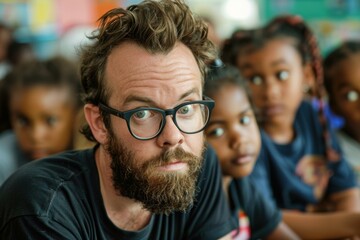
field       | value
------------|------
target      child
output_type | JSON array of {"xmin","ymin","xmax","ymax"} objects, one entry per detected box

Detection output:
[
  {"xmin": 0, "ymin": 57, "xmax": 83, "ymax": 185},
  {"xmin": 204, "ymin": 65, "xmax": 299, "ymax": 239},
  {"xmin": 205, "ymin": 64, "xmax": 360, "ymax": 239},
  {"xmin": 221, "ymin": 15, "xmax": 360, "ymax": 213},
  {"xmin": 324, "ymin": 40, "xmax": 360, "ymax": 185}
]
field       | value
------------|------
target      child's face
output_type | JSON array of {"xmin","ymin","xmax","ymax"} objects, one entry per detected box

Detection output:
[
  {"xmin": 9, "ymin": 86, "xmax": 78, "ymax": 160},
  {"xmin": 205, "ymin": 84, "xmax": 260, "ymax": 178},
  {"xmin": 328, "ymin": 53, "xmax": 360, "ymax": 131},
  {"xmin": 236, "ymin": 38, "xmax": 307, "ymax": 128}
]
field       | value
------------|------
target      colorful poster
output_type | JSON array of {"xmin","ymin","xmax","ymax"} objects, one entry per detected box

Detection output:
[
  {"xmin": 30, "ymin": 0, "xmax": 55, "ymax": 32},
  {"xmin": 55, "ymin": 0, "xmax": 93, "ymax": 34},
  {"xmin": 94, "ymin": 0, "xmax": 121, "ymax": 22}
]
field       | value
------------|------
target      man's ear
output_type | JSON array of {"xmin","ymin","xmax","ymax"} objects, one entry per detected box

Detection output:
[{"xmin": 84, "ymin": 104, "xmax": 108, "ymax": 144}]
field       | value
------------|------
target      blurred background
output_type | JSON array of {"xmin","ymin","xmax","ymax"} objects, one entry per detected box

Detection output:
[{"xmin": 0, "ymin": 0, "xmax": 360, "ymax": 62}]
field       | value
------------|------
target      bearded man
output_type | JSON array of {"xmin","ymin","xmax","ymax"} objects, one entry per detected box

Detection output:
[{"xmin": 0, "ymin": 0, "xmax": 235, "ymax": 239}]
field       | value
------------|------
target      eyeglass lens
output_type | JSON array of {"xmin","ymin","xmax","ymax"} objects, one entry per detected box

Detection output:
[{"xmin": 129, "ymin": 103, "xmax": 209, "ymax": 139}]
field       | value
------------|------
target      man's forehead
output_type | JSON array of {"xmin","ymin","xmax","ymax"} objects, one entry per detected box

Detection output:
[{"xmin": 104, "ymin": 42, "xmax": 202, "ymax": 102}]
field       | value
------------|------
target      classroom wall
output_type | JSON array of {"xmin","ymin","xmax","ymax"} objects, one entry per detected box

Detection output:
[
  {"xmin": 260, "ymin": 0, "xmax": 360, "ymax": 54},
  {"xmin": 1, "ymin": 0, "xmax": 359, "ymax": 59}
]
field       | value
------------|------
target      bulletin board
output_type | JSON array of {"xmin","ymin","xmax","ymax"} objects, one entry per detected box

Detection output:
[
  {"xmin": 260, "ymin": 0, "xmax": 360, "ymax": 54},
  {"xmin": 0, "ymin": 0, "xmax": 122, "ymax": 59}
]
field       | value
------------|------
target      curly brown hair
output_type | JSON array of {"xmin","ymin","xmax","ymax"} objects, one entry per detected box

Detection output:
[{"xmin": 80, "ymin": 0, "xmax": 216, "ymax": 142}]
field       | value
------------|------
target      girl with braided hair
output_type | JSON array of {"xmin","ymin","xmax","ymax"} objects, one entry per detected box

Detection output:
[
  {"xmin": 324, "ymin": 40, "xmax": 360, "ymax": 186},
  {"xmin": 220, "ymin": 14, "xmax": 360, "ymax": 234},
  {"xmin": 204, "ymin": 63, "xmax": 360, "ymax": 239}
]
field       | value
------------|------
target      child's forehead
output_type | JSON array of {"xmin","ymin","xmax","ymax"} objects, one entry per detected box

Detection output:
[
  {"xmin": 213, "ymin": 85, "xmax": 250, "ymax": 111},
  {"xmin": 12, "ymin": 84, "xmax": 72, "ymax": 94},
  {"xmin": 10, "ymin": 85, "xmax": 75, "ymax": 105}
]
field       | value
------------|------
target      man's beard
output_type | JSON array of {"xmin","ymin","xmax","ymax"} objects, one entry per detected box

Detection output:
[{"xmin": 106, "ymin": 129, "xmax": 204, "ymax": 215}]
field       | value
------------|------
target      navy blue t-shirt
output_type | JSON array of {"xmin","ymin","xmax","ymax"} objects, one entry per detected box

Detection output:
[
  {"xmin": 0, "ymin": 146, "xmax": 235, "ymax": 239},
  {"xmin": 250, "ymin": 101, "xmax": 356, "ymax": 211},
  {"xmin": 228, "ymin": 177, "xmax": 281, "ymax": 239}
]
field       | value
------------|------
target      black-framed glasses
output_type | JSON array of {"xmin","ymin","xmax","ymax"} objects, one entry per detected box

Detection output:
[{"xmin": 98, "ymin": 96, "xmax": 215, "ymax": 140}]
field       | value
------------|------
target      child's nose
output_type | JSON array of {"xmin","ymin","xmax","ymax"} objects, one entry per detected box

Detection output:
[
  {"xmin": 264, "ymin": 79, "xmax": 281, "ymax": 100},
  {"xmin": 229, "ymin": 126, "xmax": 247, "ymax": 149},
  {"xmin": 30, "ymin": 124, "xmax": 48, "ymax": 143}
]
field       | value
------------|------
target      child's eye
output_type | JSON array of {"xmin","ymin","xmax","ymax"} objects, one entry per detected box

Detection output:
[
  {"xmin": 276, "ymin": 70, "xmax": 289, "ymax": 81},
  {"xmin": 207, "ymin": 128, "xmax": 225, "ymax": 138},
  {"xmin": 16, "ymin": 116, "xmax": 29, "ymax": 127},
  {"xmin": 346, "ymin": 90, "xmax": 359, "ymax": 102},
  {"xmin": 249, "ymin": 75, "xmax": 263, "ymax": 85},
  {"xmin": 46, "ymin": 116, "xmax": 58, "ymax": 126},
  {"xmin": 240, "ymin": 115, "xmax": 251, "ymax": 125}
]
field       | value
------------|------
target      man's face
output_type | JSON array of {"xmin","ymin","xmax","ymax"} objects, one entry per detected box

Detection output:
[{"xmin": 102, "ymin": 42, "xmax": 205, "ymax": 213}]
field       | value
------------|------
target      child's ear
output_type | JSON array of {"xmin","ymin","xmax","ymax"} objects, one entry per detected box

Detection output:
[
  {"xmin": 303, "ymin": 63, "xmax": 316, "ymax": 95},
  {"xmin": 83, "ymin": 104, "xmax": 108, "ymax": 144}
]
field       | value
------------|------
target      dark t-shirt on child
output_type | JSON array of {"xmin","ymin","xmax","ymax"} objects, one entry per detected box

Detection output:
[
  {"xmin": 250, "ymin": 101, "xmax": 357, "ymax": 211},
  {"xmin": 228, "ymin": 177, "xmax": 282, "ymax": 240}
]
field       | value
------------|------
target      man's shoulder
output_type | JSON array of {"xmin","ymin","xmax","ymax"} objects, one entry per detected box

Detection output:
[
  {"xmin": 202, "ymin": 144, "xmax": 217, "ymax": 166},
  {"xmin": 0, "ymin": 148, "xmax": 95, "ymax": 228},
  {"xmin": 194, "ymin": 145, "xmax": 219, "ymax": 188}
]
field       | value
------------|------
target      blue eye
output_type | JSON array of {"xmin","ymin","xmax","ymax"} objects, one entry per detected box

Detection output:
[
  {"xmin": 346, "ymin": 90, "xmax": 359, "ymax": 102},
  {"xmin": 178, "ymin": 104, "xmax": 194, "ymax": 115},
  {"xmin": 133, "ymin": 110, "xmax": 151, "ymax": 120},
  {"xmin": 277, "ymin": 70, "xmax": 289, "ymax": 81}
]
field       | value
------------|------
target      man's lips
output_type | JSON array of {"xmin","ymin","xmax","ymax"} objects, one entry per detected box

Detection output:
[{"xmin": 157, "ymin": 161, "xmax": 188, "ymax": 171}]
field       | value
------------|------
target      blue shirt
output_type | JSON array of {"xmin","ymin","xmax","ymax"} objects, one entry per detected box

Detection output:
[
  {"xmin": 228, "ymin": 177, "xmax": 282, "ymax": 239},
  {"xmin": 250, "ymin": 101, "xmax": 356, "ymax": 211}
]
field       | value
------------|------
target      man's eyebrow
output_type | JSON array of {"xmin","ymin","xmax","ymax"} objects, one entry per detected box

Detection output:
[
  {"xmin": 123, "ymin": 95, "xmax": 155, "ymax": 106},
  {"xmin": 123, "ymin": 88, "xmax": 200, "ymax": 106},
  {"xmin": 179, "ymin": 88, "xmax": 200, "ymax": 100}
]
